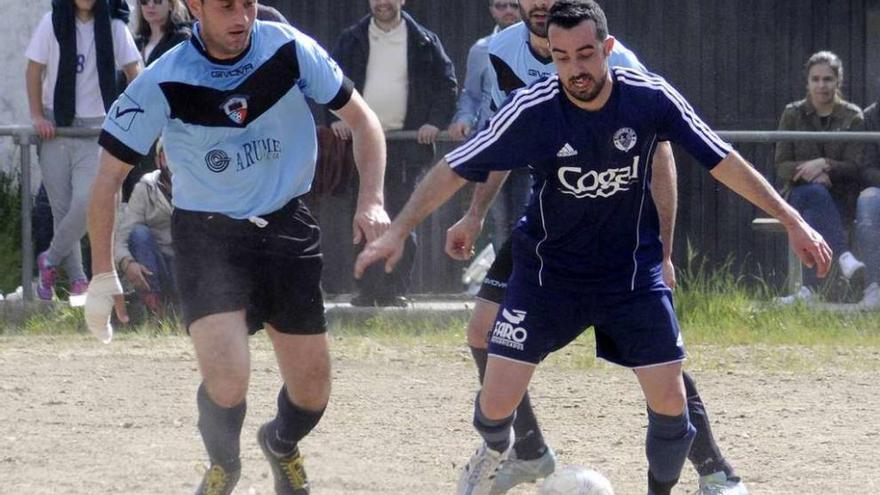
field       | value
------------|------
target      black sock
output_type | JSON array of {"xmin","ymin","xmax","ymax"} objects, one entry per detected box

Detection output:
[
  {"xmin": 470, "ymin": 346, "xmax": 547, "ymax": 459},
  {"xmin": 473, "ymin": 392, "xmax": 515, "ymax": 453},
  {"xmin": 267, "ymin": 385, "xmax": 326, "ymax": 456},
  {"xmin": 648, "ymin": 470, "xmax": 679, "ymax": 495},
  {"xmin": 684, "ymin": 372, "xmax": 737, "ymax": 479},
  {"xmin": 197, "ymin": 383, "xmax": 246, "ymax": 472}
]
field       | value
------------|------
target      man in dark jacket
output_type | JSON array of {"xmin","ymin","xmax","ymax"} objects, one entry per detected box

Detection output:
[{"xmin": 330, "ymin": 0, "xmax": 457, "ymax": 306}]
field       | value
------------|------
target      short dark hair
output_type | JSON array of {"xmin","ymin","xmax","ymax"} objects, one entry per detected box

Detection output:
[{"xmin": 548, "ymin": 0, "xmax": 608, "ymax": 41}]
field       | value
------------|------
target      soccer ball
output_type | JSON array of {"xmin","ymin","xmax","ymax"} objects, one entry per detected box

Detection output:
[{"xmin": 538, "ymin": 465, "xmax": 615, "ymax": 495}]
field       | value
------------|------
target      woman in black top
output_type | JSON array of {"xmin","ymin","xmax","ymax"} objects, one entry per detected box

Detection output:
[{"xmin": 122, "ymin": 0, "xmax": 191, "ymax": 200}]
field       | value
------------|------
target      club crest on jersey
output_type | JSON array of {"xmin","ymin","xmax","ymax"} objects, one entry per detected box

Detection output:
[
  {"xmin": 221, "ymin": 95, "xmax": 249, "ymax": 125},
  {"xmin": 613, "ymin": 127, "xmax": 637, "ymax": 152}
]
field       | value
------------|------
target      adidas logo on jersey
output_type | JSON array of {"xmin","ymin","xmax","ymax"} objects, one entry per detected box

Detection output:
[{"xmin": 556, "ymin": 143, "xmax": 578, "ymax": 158}]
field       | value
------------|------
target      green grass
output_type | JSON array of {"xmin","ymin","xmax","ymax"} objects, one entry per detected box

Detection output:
[
  {"xmin": 4, "ymin": 248, "xmax": 880, "ymax": 361},
  {"xmin": 0, "ymin": 171, "xmax": 22, "ymax": 295}
]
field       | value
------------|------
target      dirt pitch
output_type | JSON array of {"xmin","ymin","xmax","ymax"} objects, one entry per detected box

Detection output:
[{"xmin": 1, "ymin": 335, "xmax": 878, "ymax": 495}]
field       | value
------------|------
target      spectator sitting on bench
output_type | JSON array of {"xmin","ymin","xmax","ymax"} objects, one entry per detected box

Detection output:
[
  {"xmin": 115, "ymin": 137, "xmax": 175, "ymax": 316},
  {"xmin": 775, "ymin": 50, "xmax": 865, "ymax": 303},
  {"xmin": 856, "ymin": 98, "xmax": 880, "ymax": 309}
]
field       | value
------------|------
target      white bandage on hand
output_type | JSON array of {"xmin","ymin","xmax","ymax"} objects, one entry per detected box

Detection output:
[{"xmin": 84, "ymin": 272, "xmax": 123, "ymax": 344}]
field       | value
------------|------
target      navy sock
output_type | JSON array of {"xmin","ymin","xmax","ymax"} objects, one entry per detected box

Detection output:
[
  {"xmin": 646, "ymin": 406, "xmax": 696, "ymax": 494},
  {"xmin": 684, "ymin": 372, "xmax": 738, "ymax": 479},
  {"xmin": 470, "ymin": 346, "xmax": 546, "ymax": 460},
  {"xmin": 266, "ymin": 385, "xmax": 325, "ymax": 455},
  {"xmin": 197, "ymin": 383, "xmax": 246, "ymax": 472},
  {"xmin": 473, "ymin": 392, "xmax": 514, "ymax": 453}
]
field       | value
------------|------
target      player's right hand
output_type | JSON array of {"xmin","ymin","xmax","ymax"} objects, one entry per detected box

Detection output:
[
  {"xmin": 354, "ymin": 230, "xmax": 407, "ymax": 278},
  {"xmin": 447, "ymin": 122, "xmax": 472, "ymax": 142},
  {"xmin": 445, "ymin": 214, "xmax": 483, "ymax": 260},
  {"xmin": 330, "ymin": 120, "xmax": 352, "ymax": 140},
  {"xmin": 661, "ymin": 257, "xmax": 677, "ymax": 289},
  {"xmin": 84, "ymin": 272, "xmax": 128, "ymax": 344},
  {"xmin": 31, "ymin": 115, "xmax": 55, "ymax": 140}
]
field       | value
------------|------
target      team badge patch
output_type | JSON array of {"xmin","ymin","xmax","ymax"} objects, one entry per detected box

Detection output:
[
  {"xmin": 613, "ymin": 127, "xmax": 637, "ymax": 152},
  {"xmin": 221, "ymin": 95, "xmax": 249, "ymax": 125}
]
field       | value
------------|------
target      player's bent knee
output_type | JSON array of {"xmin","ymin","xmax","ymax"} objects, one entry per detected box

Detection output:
[
  {"xmin": 647, "ymin": 390, "xmax": 687, "ymax": 416},
  {"xmin": 478, "ymin": 388, "xmax": 520, "ymax": 420},
  {"xmin": 203, "ymin": 375, "xmax": 249, "ymax": 408}
]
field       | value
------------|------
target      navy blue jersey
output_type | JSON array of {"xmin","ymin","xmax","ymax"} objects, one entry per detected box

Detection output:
[
  {"xmin": 100, "ymin": 21, "xmax": 351, "ymax": 218},
  {"xmin": 446, "ymin": 68, "xmax": 732, "ymax": 292}
]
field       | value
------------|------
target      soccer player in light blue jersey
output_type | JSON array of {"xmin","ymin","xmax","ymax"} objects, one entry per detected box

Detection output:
[
  {"xmin": 355, "ymin": 2, "xmax": 831, "ymax": 494},
  {"xmin": 85, "ymin": 1, "xmax": 390, "ymax": 493}
]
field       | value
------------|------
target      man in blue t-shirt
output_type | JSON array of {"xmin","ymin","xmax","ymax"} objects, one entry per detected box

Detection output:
[
  {"xmin": 355, "ymin": 2, "xmax": 831, "ymax": 495},
  {"xmin": 85, "ymin": 1, "xmax": 390, "ymax": 493}
]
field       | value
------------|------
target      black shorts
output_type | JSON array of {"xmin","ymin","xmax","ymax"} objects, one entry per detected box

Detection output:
[
  {"xmin": 476, "ymin": 237, "xmax": 513, "ymax": 304},
  {"xmin": 172, "ymin": 197, "xmax": 326, "ymax": 335}
]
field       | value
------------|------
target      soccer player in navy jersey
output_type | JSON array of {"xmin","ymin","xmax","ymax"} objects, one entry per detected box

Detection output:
[
  {"xmin": 355, "ymin": 2, "xmax": 831, "ymax": 494},
  {"xmin": 447, "ymin": 1, "xmax": 745, "ymax": 493},
  {"xmin": 85, "ymin": 1, "xmax": 390, "ymax": 493}
]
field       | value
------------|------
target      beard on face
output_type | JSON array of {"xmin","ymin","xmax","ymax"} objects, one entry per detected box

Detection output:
[
  {"xmin": 521, "ymin": 6, "xmax": 549, "ymax": 37},
  {"xmin": 564, "ymin": 70, "xmax": 607, "ymax": 103}
]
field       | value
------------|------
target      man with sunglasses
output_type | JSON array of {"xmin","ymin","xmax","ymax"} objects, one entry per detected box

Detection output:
[
  {"xmin": 444, "ymin": 0, "xmax": 748, "ymax": 493},
  {"xmin": 448, "ymin": 0, "xmax": 521, "ymax": 142},
  {"xmin": 85, "ymin": 1, "xmax": 390, "ymax": 494}
]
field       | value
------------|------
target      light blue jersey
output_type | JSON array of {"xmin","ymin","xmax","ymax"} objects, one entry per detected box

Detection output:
[
  {"xmin": 487, "ymin": 21, "xmax": 644, "ymax": 109},
  {"xmin": 100, "ymin": 20, "xmax": 352, "ymax": 218}
]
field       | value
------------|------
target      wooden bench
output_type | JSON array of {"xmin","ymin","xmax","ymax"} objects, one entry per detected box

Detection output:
[{"xmin": 751, "ymin": 218, "xmax": 802, "ymax": 294}]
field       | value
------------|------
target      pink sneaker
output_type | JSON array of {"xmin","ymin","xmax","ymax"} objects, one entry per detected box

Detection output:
[
  {"xmin": 36, "ymin": 251, "xmax": 56, "ymax": 300},
  {"xmin": 70, "ymin": 278, "xmax": 89, "ymax": 296}
]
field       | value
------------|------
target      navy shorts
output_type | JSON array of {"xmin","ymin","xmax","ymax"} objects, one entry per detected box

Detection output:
[
  {"xmin": 488, "ymin": 275, "xmax": 685, "ymax": 368},
  {"xmin": 476, "ymin": 237, "xmax": 513, "ymax": 304},
  {"xmin": 172, "ymin": 197, "xmax": 327, "ymax": 335}
]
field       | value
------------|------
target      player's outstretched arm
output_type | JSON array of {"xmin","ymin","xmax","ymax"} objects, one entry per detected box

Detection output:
[
  {"xmin": 710, "ymin": 151, "xmax": 833, "ymax": 277},
  {"xmin": 355, "ymin": 159, "xmax": 468, "ymax": 277},
  {"xmin": 86, "ymin": 151, "xmax": 134, "ymax": 343},
  {"xmin": 333, "ymin": 90, "xmax": 391, "ymax": 244},
  {"xmin": 445, "ymin": 170, "xmax": 509, "ymax": 260}
]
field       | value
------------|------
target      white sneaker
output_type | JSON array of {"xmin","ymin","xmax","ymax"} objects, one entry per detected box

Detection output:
[
  {"xmin": 859, "ymin": 283, "xmax": 880, "ymax": 310},
  {"xmin": 775, "ymin": 286, "xmax": 815, "ymax": 305},
  {"xmin": 839, "ymin": 251, "xmax": 866, "ymax": 281},
  {"xmin": 457, "ymin": 434, "xmax": 514, "ymax": 495},
  {"xmin": 489, "ymin": 446, "xmax": 556, "ymax": 494},
  {"xmin": 691, "ymin": 472, "xmax": 749, "ymax": 495}
]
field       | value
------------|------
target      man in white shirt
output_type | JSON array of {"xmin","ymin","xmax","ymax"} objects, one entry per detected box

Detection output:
[
  {"xmin": 25, "ymin": 0, "xmax": 140, "ymax": 301},
  {"xmin": 330, "ymin": 0, "xmax": 458, "ymax": 307}
]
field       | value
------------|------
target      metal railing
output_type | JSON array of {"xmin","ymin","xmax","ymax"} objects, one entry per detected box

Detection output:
[{"xmin": 2, "ymin": 125, "xmax": 880, "ymax": 301}]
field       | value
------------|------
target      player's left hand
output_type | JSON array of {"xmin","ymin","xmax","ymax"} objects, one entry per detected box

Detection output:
[
  {"xmin": 786, "ymin": 219, "xmax": 833, "ymax": 277},
  {"xmin": 352, "ymin": 203, "xmax": 391, "ymax": 244},
  {"xmin": 84, "ymin": 272, "xmax": 128, "ymax": 344},
  {"xmin": 354, "ymin": 229, "xmax": 408, "ymax": 278},
  {"xmin": 417, "ymin": 124, "xmax": 440, "ymax": 145},
  {"xmin": 662, "ymin": 258, "xmax": 676, "ymax": 289},
  {"xmin": 445, "ymin": 214, "xmax": 483, "ymax": 260}
]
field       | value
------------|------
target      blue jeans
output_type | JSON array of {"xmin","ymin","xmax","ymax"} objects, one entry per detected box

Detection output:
[
  {"xmin": 856, "ymin": 187, "xmax": 880, "ymax": 286},
  {"xmin": 788, "ymin": 184, "xmax": 849, "ymax": 288},
  {"xmin": 129, "ymin": 224, "xmax": 176, "ymax": 298}
]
